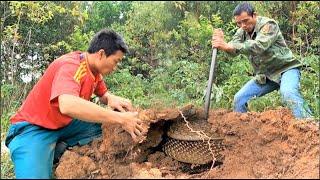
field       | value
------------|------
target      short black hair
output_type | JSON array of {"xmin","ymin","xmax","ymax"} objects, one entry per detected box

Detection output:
[
  {"xmin": 233, "ymin": 2, "xmax": 255, "ymax": 16},
  {"xmin": 87, "ymin": 29, "xmax": 129, "ymax": 57}
]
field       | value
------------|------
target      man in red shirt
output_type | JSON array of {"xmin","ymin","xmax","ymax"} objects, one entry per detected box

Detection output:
[{"xmin": 5, "ymin": 29, "xmax": 144, "ymax": 178}]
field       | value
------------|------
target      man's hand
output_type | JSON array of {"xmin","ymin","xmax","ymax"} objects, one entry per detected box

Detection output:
[
  {"xmin": 59, "ymin": 94, "xmax": 145, "ymax": 143},
  {"xmin": 104, "ymin": 92, "xmax": 133, "ymax": 112},
  {"xmin": 102, "ymin": 92, "xmax": 146, "ymax": 142},
  {"xmin": 212, "ymin": 28, "xmax": 235, "ymax": 53},
  {"xmin": 119, "ymin": 111, "xmax": 146, "ymax": 143}
]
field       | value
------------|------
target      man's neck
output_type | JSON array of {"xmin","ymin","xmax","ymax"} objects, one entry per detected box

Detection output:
[
  {"xmin": 248, "ymin": 29, "xmax": 254, "ymax": 37},
  {"xmin": 85, "ymin": 52, "xmax": 99, "ymax": 76}
]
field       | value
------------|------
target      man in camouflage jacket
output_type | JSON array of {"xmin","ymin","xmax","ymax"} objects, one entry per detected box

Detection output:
[{"xmin": 211, "ymin": 2, "xmax": 312, "ymax": 119}]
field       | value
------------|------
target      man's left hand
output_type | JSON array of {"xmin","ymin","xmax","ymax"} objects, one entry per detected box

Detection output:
[{"xmin": 104, "ymin": 92, "xmax": 133, "ymax": 112}]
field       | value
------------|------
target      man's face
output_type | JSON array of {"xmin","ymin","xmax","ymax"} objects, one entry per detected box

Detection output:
[
  {"xmin": 98, "ymin": 50, "xmax": 124, "ymax": 75},
  {"xmin": 234, "ymin": 11, "xmax": 257, "ymax": 33}
]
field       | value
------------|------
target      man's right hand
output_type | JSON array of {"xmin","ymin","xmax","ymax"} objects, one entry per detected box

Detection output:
[
  {"xmin": 119, "ymin": 112, "xmax": 145, "ymax": 143},
  {"xmin": 212, "ymin": 28, "xmax": 235, "ymax": 53},
  {"xmin": 58, "ymin": 94, "xmax": 146, "ymax": 142}
]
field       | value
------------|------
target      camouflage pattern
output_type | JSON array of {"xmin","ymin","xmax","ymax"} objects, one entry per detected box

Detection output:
[{"xmin": 228, "ymin": 16, "xmax": 302, "ymax": 84}]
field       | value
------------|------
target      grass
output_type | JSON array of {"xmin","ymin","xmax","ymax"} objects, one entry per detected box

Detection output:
[
  {"xmin": 1, "ymin": 150, "xmax": 15, "ymax": 179},
  {"xmin": 1, "ymin": 112, "xmax": 15, "ymax": 179},
  {"xmin": 1, "ymin": 132, "xmax": 14, "ymax": 179}
]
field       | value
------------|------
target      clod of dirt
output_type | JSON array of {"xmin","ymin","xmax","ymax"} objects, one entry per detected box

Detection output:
[
  {"xmin": 55, "ymin": 106, "xmax": 319, "ymax": 179},
  {"xmin": 55, "ymin": 151, "xmax": 96, "ymax": 179}
]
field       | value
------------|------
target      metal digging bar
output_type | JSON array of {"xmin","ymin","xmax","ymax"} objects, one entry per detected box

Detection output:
[{"xmin": 204, "ymin": 48, "xmax": 218, "ymax": 120}]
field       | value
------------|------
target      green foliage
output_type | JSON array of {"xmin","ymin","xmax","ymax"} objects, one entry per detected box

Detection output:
[
  {"xmin": 211, "ymin": 55, "xmax": 252, "ymax": 109},
  {"xmin": 1, "ymin": 84, "xmax": 25, "ymax": 112},
  {"xmin": 0, "ymin": 152, "xmax": 14, "ymax": 179},
  {"xmin": 104, "ymin": 59, "xmax": 209, "ymax": 108},
  {"xmin": 171, "ymin": 13, "xmax": 213, "ymax": 63},
  {"xmin": 68, "ymin": 25, "xmax": 94, "ymax": 51},
  {"xmin": 254, "ymin": 1, "xmax": 320, "ymax": 55},
  {"xmin": 291, "ymin": 1, "xmax": 320, "ymax": 55},
  {"xmin": 248, "ymin": 91, "xmax": 282, "ymax": 112},
  {"xmin": 1, "ymin": 1, "xmax": 87, "ymax": 83},
  {"xmin": 1, "ymin": 1, "xmax": 318, "ymax": 124},
  {"xmin": 300, "ymin": 55, "xmax": 320, "ymax": 119},
  {"xmin": 105, "ymin": 67, "xmax": 153, "ymax": 108},
  {"xmin": 2, "ymin": 0, "xmax": 318, "ymax": 122},
  {"xmin": 117, "ymin": 1, "xmax": 175, "ymax": 77},
  {"xmin": 83, "ymin": 1, "xmax": 132, "ymax": 33},
  {"xmin": 150, "ymin": 60, "xmax": 208, "ymax": 105}
]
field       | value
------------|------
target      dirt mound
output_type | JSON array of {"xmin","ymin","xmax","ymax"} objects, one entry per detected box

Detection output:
[
  {"xmin": 207, "ymin": 108, "xmax": 319, "ymax": 179},
  {"xmin": 55, "ymin": 105, "xmax": 319, "ymax": 179}
]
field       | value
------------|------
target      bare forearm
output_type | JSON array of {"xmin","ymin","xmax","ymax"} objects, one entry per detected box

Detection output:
[
  {"xmin": 58, "ymin": 94, "xmax": 122, "ymax": 124},
  {"xmin": 99, "ymin": 92, "xmax": 109, "ymax": 105}
]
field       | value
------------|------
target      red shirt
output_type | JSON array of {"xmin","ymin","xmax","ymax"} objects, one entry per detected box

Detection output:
[{"xmin": 10, "ymin": 51, "xmax": 108, "ymax": 129}]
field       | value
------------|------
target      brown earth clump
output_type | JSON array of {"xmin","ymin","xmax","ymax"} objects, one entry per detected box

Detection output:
[{"xmin": 55, "ymin": 105, "xmax": 319, "ymax": 179}]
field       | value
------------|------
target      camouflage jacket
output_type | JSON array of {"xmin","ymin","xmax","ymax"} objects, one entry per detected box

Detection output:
[{"xmin": 228, "ymin": 16, "xmax": 302, "ymax": 84}]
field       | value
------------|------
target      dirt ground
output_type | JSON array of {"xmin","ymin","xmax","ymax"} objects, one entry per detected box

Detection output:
[{"xmin": 55, "ymin": 105, "xmax": 319, "ymax": 179}]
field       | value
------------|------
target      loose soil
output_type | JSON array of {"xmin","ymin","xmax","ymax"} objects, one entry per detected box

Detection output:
[{"xmin": 55, "ymin": 105, "xmax": 319, "ymax": 179}]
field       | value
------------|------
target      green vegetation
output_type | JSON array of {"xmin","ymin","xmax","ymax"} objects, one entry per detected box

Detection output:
[{"xmin": 1, "ymin": 1, "xmax": 319, "ymax": 178}]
